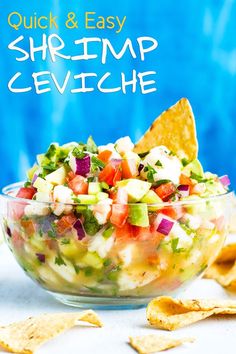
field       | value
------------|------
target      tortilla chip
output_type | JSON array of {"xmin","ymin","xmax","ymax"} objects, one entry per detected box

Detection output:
[
  {"xmin": 134, "ymin": 98, "xmax": 198, "ymax": 160},
  {"xmin": 215, "ymin": 243, "xmax": 236, "ymax": 263},
  {"xmin": 0, "ymin": 310, "xmax": 102, "ymax": 354},
  {"xmin": 129, "ymin": 334, "xmax": 194, "ymax": 354},
  {"xmin": 204, "ymin": 243, "xmax": 236, "ymax": 291},
  {"xmin": 147, "ymin": 296, "xmax": 236, "ymax": 330}
]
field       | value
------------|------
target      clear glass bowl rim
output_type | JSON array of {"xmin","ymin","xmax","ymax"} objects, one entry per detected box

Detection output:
[{"xmin": 1, "ymin": 181, "xmax": 234, "ymax": 208}]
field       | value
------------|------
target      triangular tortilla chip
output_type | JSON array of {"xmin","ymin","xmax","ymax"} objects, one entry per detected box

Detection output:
[
  {"xmin": 134, "ymin": 98, "xmax": 198, "ymax": 160},
  {"xmin": 129, "ymin": 334, "xmax": 194, "ymax": 354},
  {"xmin": 0, "ymin": 310, "xmax": 102, "ymax": 354},
  {"xmin": 147, "ymin": 296, "xmax": 236, "ymax": 330},
  {"xmin": 204, "ymin": 243, "xmax": 236, "ymax": 291}
]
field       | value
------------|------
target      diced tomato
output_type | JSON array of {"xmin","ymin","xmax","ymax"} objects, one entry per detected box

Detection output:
[
  {"xmin": 66, "ymin": 171, "xmax": 76, "ymax": 182},
  {"xmin": 180, "ymin": 174, "xmax": 194, "ymax": 186},
  {"xmin": 113, "ymin": 168, "xmax": 122, "ymax": 185},
  {"xmin": 110, "ymin": 204, "xmax": 128, "ymax": 228},
  {"xmin": 132, "ymin": 225, "xmax": 164, "ymax": 244},
  {"xmin": 121, "ymin": 159, "xmax": 138, "ymax": 179},
  {"xmin": 68, "ymin": 175, "xmax": 88, "ymax": 195},
  {"xmin": 56, "ymin": 213, "xmax": 77, "ymax": 234},
  {"xmin": 21, "ymin": 219, "xmax": 36, "ymax": 235},
  {"xmin": 11, "ymin": 201, "xmax": 28, "ymax": 220},
  {"xmin": 99, "ymin": 164, "xmax": 116, "ymax": 185},
  {"xmin": 16, "ymin": 187, "xmax": 36, "ymax": 200},
  {"xmin": 115, "ymin": 222, "xmax": 133, "ymax": 240},
  {"xmin": 99, "ymin": 163, "xmax": 121, "ymax": 186},
  {"xmin": 97, "ymin": 150, "xmax": 113, "ymax": 163},
  {"xmin": 131, "ymin": 225, "xmax": 152, "ymax": 240},
  {"xmin": 161, "ymin": 206, "xmax": 184, "ymax": 220},
  {"xmin": 115, "ymin": 222, "xmax": 164, "ymax": 245},
  {"xmin": 12, "ymin": 230, "xmax": 24, "ymax": 248},
  {"xmin": 147, "ymin": 254, "xmax": 159, "ymax": 265},
  {"xmin": 45, "ymin": 239, "xmax": 57, "ymax": 250},
  {"xmin": 154, "ymin": 182, "xmax": 176, "ymax": 201}
]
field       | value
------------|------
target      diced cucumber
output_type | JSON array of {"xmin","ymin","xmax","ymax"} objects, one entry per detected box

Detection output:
[
  {"xmin": 80, "ymin": 252, "xmax": 104, "ymax": 269},
  {"xmin": 45, "ymin": 166, "xmax": 67, "ymax": 185},
  {"xmin": 141, "ymin": 190, "xmax": 162, "ymax": 204},
  {"xmin": 59, "ymin": 239, "xmax": 86, "ymax": 259},
  {"xmin": 75, "ymin": 195, "xmax": 97, "ymax": 204},
  {"xmin": 29, "ymin": 237, "xmax": 45, "ymax": 252},
  {"xmin": 182, "ymin": 159, "xmax": 204, "ymax": 177},
  {"xmin": 128, "ymin": 204, "xmax": 149, "ymax": 227},
  {"xmin": 36, "ymin": 153, "xmax": 46, "ymax": 165},
  {"xmin": 117, "ymin": 179, "xmax": 151, "ymax": 202},
  {"xmin": 96, "ymin": 192, "xmax": 109, "ymax": 201},
  {"xmin": 27, "ymin": 164, "xmax": 38, "ymax": 181},
  {"xmin": 33, "ymin": 177, "xmax": 53, "ymax": 193},
  {"xmin": 88, "ymin": 182, "xmax": 102, "ymax": 195}
]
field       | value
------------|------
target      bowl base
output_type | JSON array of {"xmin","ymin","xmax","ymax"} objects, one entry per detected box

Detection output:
[{"xmin": 47, "ymin": 291, "xmax": 149, "ymax": 310}]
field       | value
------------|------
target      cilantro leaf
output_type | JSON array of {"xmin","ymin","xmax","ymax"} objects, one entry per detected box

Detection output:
[
  {"xmin": 190, "ymin": 172, "xmax": 207, "ymax": 183},
  {"xmin": 153, "ymin": 179, "xmax": 171, "ymax": 188},
  {"xmin": 155, "ymin": 160, "xmax": 163, "ymax": 167},
  {"xmin": 47, "ymin": 230, "xmax": 56, "ymax": 239},
  {"xmin": 74, "ymin": 265, "xmax": 80, "ymax": 274},
  {"xmin": 179, "ymin": 222, "xmax": 194, "ymax": 236},
  {"xmin": 144, "ymin": 164, "xmax": 156, "ymax": 183},
  {"xmin": 72, "ymin": 146, "xmax": 86, "ymax": 159},
  {"xmin": 82, "ymin": 209, "xmax": 101, "ymax": 236},
  {"xmin": 103, "ymin": 258, "xmax": 112, "ymax": 267},
  {"xmin": 55, "ymin": 254, "xmax": 66, "ymax": 266},
  {"xmin": 138, "ymin": 151, "xmax": 149, "ymax": 158},
  {"xmin": 47, "ymin": 222, "xmax": 57, "ymax": 239},
  {"xmin": 181, "ymin": 158, "xmax": 189, "ymax": 167},
  {"xmin": 24, "ymin": 181, "xmax": 32, "ymax": 188},
  {"xmin": 61, "ymin": 238, "xmax": 70, "ymax": 245},
  {"xmin": 171, "ymin": 238, "xmax": 185, "ymax": 253},
  {"xmin": 91, "ymin": 156, "xmax": 105, "ymax": 172},
  {"xmin": 84, "ymin": 266, "xmax": 93, "ymax": 276}
]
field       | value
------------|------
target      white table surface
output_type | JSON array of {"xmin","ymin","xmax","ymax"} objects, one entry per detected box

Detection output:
[{"xmin": 0, "ymin": 243, "xmax": 236, "ymax": 354}]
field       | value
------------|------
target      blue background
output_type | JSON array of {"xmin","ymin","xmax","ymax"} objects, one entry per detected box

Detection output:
[{"xmin": 0, "ymin": 0, "xmax": 236, "ymax": 188}]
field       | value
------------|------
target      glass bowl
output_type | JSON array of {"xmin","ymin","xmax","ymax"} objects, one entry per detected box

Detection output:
[{"xmin": 0, "ymin": 182, "xmax": 233, "ymax": 309}]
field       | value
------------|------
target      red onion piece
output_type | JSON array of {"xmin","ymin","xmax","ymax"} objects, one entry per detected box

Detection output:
[
  {"xmin": 36, "ymin": 253, "xmax": 45, "ymax": 263},
  {"xmin": 70, "ymin": 154, "xmax": 91, "ymax": 176},
  {"xmin": 177, "ymin": 184, "xmax": 190, "ymax": 197},
  {"xmin": 74, "ymin": 219, "xmax": 86, "ymax": 240},
  {"xmin": 219, "ymin": 175, "xmax": 230, "ymax": 187},
  {"xmin": 32, "ymin": 173, "xmax": 38, "ymax": 184},
  {"xmin": 156, "ymin": 217, "xmax": 174, "ymax": 235},
  {"xmin": 6, "ymin": 226, "xmax": 12, "ymax": 237},
  {"xmin": 138, "ymin": 163, "xmax": 144, "ymax": 174}
]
